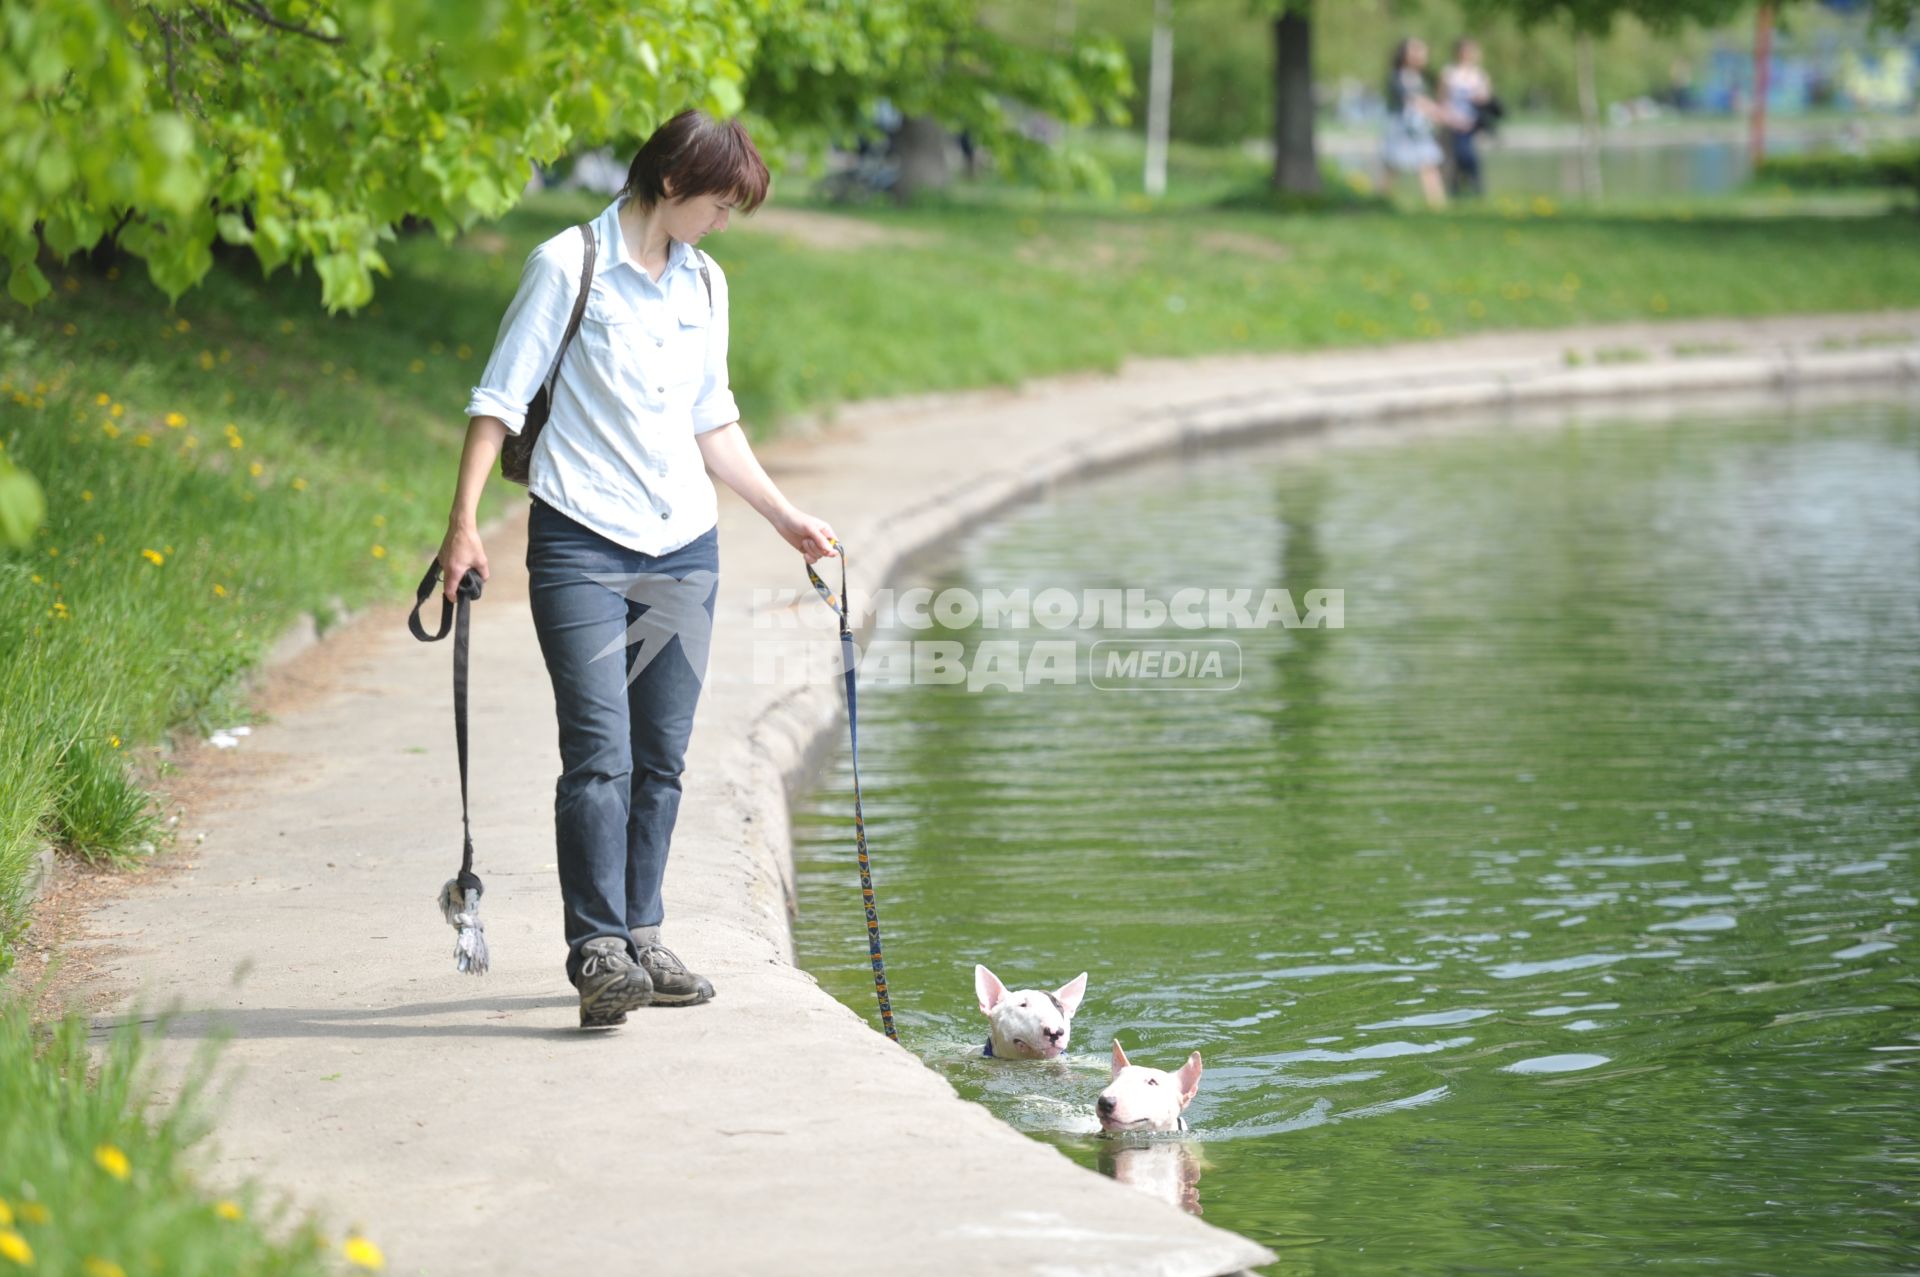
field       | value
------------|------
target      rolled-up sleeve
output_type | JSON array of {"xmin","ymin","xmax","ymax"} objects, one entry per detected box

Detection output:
[
  {"xmin": 691, "ymin": 256, "xmax": 740, "ymax": 434},
  {"xmin": 465, "ymin": 242, "xmax": 577, "ymax": 435}
]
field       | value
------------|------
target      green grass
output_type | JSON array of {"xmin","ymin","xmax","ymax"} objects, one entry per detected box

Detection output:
[
  {"xmin": 3, "ymin": 182, "xmax": 1920, "ymax": 955},
  {"xmin": 0, "ymin": 991, "xmax": 358, "ymax": 1275}
]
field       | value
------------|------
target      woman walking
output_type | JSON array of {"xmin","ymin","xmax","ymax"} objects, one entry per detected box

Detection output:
[
  {"xmin": 1380, "ymin": 38, "xmax": 1467, "ymax": 209},
  {"xmin": 437, "ymin": 110, "xmax": 838, "ymax": 1028}
]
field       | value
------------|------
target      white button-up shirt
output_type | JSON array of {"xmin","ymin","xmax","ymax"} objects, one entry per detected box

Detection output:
[{"xmin": 465, "ymin": 197, "xmax": 739, "ymax": 556}]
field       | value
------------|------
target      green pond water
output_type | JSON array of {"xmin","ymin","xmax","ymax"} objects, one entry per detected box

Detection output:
[{"xmin": 789, "ymin": 395, "xmax": 1920, "ymax": 1274}]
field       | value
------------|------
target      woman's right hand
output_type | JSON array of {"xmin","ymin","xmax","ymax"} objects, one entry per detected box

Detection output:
[{"xmin": 437, "ymin": 519, "xmax": 490, "ymax": 603}]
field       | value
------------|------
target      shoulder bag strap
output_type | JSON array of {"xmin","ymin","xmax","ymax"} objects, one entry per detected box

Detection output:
[{"xmin": 541, "ymin": 223, "xmax": 596, "ymax": 397}]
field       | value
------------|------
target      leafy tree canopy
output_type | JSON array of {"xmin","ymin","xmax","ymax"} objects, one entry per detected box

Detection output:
[{"xmin": 1, "ymin": 0, "xmax": 1128, "ymax": 313}]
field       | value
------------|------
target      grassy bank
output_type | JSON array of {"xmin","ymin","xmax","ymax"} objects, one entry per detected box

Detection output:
[
  {"xmin": 0, "ymin": 993, "xmax": 369, "ymax": 1274},
  {"xmin": 3, "ymin": 186, "xmax": 1919, "ymax": 949}
]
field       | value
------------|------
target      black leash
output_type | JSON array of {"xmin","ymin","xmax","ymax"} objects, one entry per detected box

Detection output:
[
  {"xmin": 805, "ymin": 540, "xmax": 897, "ymax": 1041},
  {"xmin": 409, "ymin": 560, "xmax": 491, "ymax": 975}
]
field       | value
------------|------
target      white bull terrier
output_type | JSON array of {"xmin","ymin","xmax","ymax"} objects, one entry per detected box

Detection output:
[
  {"xmin": 974, "ymin": 964, "xmax": 1088, "ymax": 1059},
  {"xmin": 1096, "ymin": 1038, "xmax": 1203, "ymax": 1133}
]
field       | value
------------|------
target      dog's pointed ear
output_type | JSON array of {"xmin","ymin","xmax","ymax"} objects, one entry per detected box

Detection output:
[
  {"xmin": 1110, "ymin": 1038, "xmax": 1130, "ymax": 1079},
  {"xmin": 975, "ymin": 964, "xmax": 1008, "ymax": 1015},
  {"xmin": 1176, "ymin": 1052, "xmax": 1203, "ymax": 1109},
  {"xmin": 1055, "ymin": 972, "xmax": 1089, "ymax": 1018}
]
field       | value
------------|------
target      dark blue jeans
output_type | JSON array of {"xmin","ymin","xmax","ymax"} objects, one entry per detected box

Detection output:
[{"xmin": 525, "ymin": 495, "xmax": 719, "ymax": 986}]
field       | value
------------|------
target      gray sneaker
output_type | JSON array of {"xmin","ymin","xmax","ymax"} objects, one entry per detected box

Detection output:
[
  {"xmin": 577, "ymin": 937, "xmax": 654, "ymax": 1028},
  {"xmin": 632, "ymin": 939, "xmax": 715, "ymax": 1006}
]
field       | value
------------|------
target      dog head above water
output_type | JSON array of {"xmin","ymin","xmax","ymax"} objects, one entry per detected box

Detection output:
[
  {"xmin": 974, "ymin": 964, "xmax": 1088, "ymax": 1060},
  {"xmin": 1096, "ymin": 1038, "xmax": 1203, "ymax": 1134}
]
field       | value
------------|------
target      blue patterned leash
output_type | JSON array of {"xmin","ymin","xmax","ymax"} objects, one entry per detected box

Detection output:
[{"xmin": 805, "ymin": 540, "xmax": 898, "ymax": 1042}]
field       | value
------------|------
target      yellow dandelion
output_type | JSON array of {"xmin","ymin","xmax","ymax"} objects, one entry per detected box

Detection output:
[
  {"xmin": 429, "ymin": 340, "xmax": 445, "ymax": 355},
  {"xmin": 455, "ymin": 343, "xmax": 472, "ymax": 361},
  {"xmin": 94, "ymin": 1144, "xmax": 131, "ymax": 1180},
  {"xmin": 1562, "ymin": 273, "xmax": 1582, "ymax": 292},
  {"xmin": 14, "ymin": 1204, "xmax": 46, "ymax": 1225},
  {"xmin": 94, "ymin": 392, "xmax": 109, "ymax": 406},
  {"xmin": 33, "ymin": 382, "xmax": 45, "ymax": 395},
  {"xmin": 102, "ymin": 422, "xmax": 121, "ymax": 439},
  {"xmin": 63, "ymin": 322, "xmax": 78, "ymax": 336},
  {"xmin": 249, "ymin": 461, "xmax": 264, "ymax": 477},
  {"xmin": 278, "ymin": 319, "xmax": 295, "ymax": 335},
  {"xmin": 408, "ymin": 359, "xmax": 425, "ymax": 374},
  {"xmin": 291, "ymin": 477, "xmax": 308, "ymax": 491},
  {"xmin": 372, "ymin": 514, "xmax": 386, "ymax": 527},
  {"xmin": 1409, "ymin": 293, "xmax": 1431, "ymax": 312},
  {"xmin": 94, "ymin": 533, "xmax": 104, "ymax": 544},
  {"xmin": 175, "ymin": 317, "xmax": 191, "ymax": 332},
  {"xmin": 213, "ymin": 583, "xmax": 227, "ymax": 597},
  {"xmin": 165, "ymin": 411, "xmax": 186, "ymax": 428},
  {"xmin": 29, "ymin": 574, "xmax": 40, "ymax": 585},
  {"xmin": 342, "ymin": 368, "xmax": 358, "ymax": 383},
  {"xmin": 109, "ymin": 735, "xmax": 120, "ymax": 748},
  {"xmin": 47, "ymin": 547, "xmax": 57, "ymax": 557},
  {"xmin": 321, "ymin": 361, "xmax": 336, "ymax": 375},
  {"xmin": 82, "ymin": 490, "xmax": 93, "ymax": 501},
  {"xmin": 242, "ymin": 492, "xmax": 255, "ymax": 504},
  {"xmin": 1530, "ymin": 196, "xmax": 1557, "ymax": 217},
  {"xmin": 183, "ymin": 435, "xmax": 198, "ymax": 449},
  {"xmin": 219, "ymin": 348, "xmax": 232, "ymax": 364},
  {"xmin": 83, "ymin": 1258, "xmax": 127, "ymax": 1277},
  {"xmin": 0, "ymin": 1229, "xmax": 34, "ymax": 1266},
  {"xmin": 214, "ymin": 1199, "xmax": 242, "ymax": 1221},
  {"xmin": 198, "ymin": 351, "xmax": 215, "ymax": 371},
  {"xmin": 133, "ymin": 433, "xmax": 152, "ymax": 448},
  {"xmin": 228, "ymin": 434, "xmax": 244, "ymax": 449},
  {"xmin": 141, "ymin": 548, "xmax": 165, "ymax": 566},
  {"xmin": 370, "ymin": 545, "xmax": 386, "ymax": 559},
  {"xmin": 342, "ymin": 1235, "xmax": 386, "ymax": 1270},
  {"xmin": 1651, "ymin": 293, "xmax": 1670, "ymax": 313},
  {"xmin": 1468, "ymin": 299, "xmax": 1487, "ymax": 318},
  {"xmin": 110, "ymin": 402, "xmax": 123, "ymax": 418}
]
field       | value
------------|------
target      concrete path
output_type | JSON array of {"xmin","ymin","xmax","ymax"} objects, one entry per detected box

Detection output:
[{"xmin": 70, "ymin": 312, "xmax": 1920, "ymax": 1276}]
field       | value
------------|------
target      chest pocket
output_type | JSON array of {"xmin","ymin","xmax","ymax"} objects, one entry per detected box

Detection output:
[{"xmin": 579, "ymin": 285, "xmax": 707, "ymax": 400}]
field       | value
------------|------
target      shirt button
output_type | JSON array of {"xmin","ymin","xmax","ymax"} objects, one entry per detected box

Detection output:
[
  {"xmin": 654, "ymin": 338, "xmax": 664, "ymax": 347},
  {"xmin": 659, "ymin": 511, "xmax": 670, "ymax": 520},
  {"xmin": 655, "ymin": 385, "xmax": 664, "ymax": 393}
]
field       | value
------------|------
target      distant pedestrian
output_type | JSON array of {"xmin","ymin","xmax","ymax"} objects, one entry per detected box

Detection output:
[
  {"xmin": 1380, "ymin": 38, "xmax": 1467, "ymax": 209},
  {"xmin": 1441, "ymin": 38, "xmax": 1495, "ymax": 198}
]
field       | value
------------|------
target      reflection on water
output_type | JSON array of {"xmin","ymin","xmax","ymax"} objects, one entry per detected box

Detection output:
[{"xmin": 793, "ymin": 396, "xmax": 1920, "ymax": 1272}]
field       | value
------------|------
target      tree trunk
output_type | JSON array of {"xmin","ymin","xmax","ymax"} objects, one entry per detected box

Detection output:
[
  {"xmin": 892, "ymin": 115, "xmax": 952, "ymax": 201},
  {"xmin": 1271, "ymin": 7, "xmax": 1320, "ymax": 195},
  {"xmin": 1144, "ymin": 0, "xmax": 1174, "ymax": 197},
  {"xmin": 1575, "ymin": 30, "xmax": 1604, "ymax": 201},
  {"xmin": 1750, "ymin": 3, "xmax": 1774, "ymax": 168}
]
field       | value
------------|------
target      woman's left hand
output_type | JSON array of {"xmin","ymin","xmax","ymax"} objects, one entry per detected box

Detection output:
[{"xmin": 776, "ymin": 506, "xmax": 839, "ymax": 564}]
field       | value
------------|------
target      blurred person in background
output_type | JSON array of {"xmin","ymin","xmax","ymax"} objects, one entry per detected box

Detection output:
[
  {"xmin": 1441, "ymin": 37, "xmax": 1495, "ymax": 198},
  {"xmin": 1381, "ymin": 38, "xmax": 1468, "ymax": 209}
]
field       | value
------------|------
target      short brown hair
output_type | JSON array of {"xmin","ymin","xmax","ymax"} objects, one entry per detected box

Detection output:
[{"xmin": 622, "ymin": 109, "xmax": 770, "ymax": 213}]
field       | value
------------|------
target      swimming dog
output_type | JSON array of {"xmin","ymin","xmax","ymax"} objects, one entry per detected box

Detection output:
[
  {"xmin": 1096, "ymin": 1038, "xmax": 1203, "ymax": 1133},
  {"xmin": 974, "ymin": 964, "xmax": 1087, "ymax": 1059}
]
